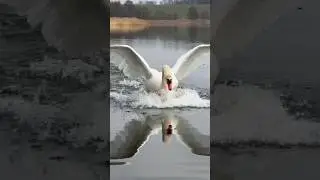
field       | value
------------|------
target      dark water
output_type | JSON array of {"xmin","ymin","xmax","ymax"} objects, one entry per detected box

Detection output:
[
  {"xmin": 0, "ymin": 8, "xmax": 110, "ymax": 179},
  {"xmin": 211, "ymin": 2, "xmax": 320, "ymax": 179}
]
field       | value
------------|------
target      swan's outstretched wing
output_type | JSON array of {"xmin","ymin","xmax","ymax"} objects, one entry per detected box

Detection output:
[
  {"xmin": 110, "ymin": 44, "xmax": 153, "ymax": 79},
  {"xmin": 0, "ymin": 0, "xmax": 109, "ymax": 56},
  {"xmin": 172, "ymin": 44, "xmax": 210, "ymax": 81},
  {"xmin": 175, "ymin": 115, "xmax": 210, "ymax": 156},
  {"xmin": 110, "ymin": 119, "xmax": 153, "ymax": 159},
  {"xmin": 212, "ymin": 0, "xmax": 304, "ymax": 59}
]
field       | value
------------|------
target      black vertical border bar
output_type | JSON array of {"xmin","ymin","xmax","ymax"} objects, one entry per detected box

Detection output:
[
  {"xmin": 210, "ymin": 1, "xmax": 214, "ymax": 180},
  {"xmin": 105, "ymin": 1, "xmax": 111, "ymax": 179}
]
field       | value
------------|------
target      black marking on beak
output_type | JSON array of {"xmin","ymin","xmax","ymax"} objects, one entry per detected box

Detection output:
[
  {"xmin": 166, "ymin": 79, "xmax": 172, "ymax": 85},
  {"xmin": 166, "ymin": 125, "xmax": 173, "ymax": 135}
]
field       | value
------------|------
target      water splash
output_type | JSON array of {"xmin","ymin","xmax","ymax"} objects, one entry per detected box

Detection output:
[{"xmin": 110, "ymin": 88, "xmax": 210, "ymax": 109}]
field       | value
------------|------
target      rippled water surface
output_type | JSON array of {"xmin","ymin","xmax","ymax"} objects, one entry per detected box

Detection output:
[
  {"xmin": 211, "ymin": 2, "xmax": 320, "ymax": 179},
  {"xmin": 0, "ymin": 8, "xmax": 110, "ymax": 179},
  {"xmin": 0, "ymin": 8, "xmax": 211, "ymax": 179},
  {"xmin": 110, "ymin": 28, "xmax": 210, "ymax": 180}
]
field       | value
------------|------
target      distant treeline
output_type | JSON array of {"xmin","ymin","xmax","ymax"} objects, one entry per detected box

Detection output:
[{"xmin": 110, "ymin": 1, "xmax": 210, "ymax": 20}]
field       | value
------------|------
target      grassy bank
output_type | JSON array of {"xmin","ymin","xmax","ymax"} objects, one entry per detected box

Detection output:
[{"xmin": 110, "ymin": 17, "xmax": 151, "ymax": 33}]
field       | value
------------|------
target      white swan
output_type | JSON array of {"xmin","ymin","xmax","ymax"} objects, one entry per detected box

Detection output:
[{"xmin": 110, "ymin": 44, "xmax": 210, "ymax": 92}]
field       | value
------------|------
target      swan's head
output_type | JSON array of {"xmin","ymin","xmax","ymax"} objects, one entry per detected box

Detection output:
[
  {"xmin": 162, "ymin": 65, "xmax": 173, "ymax": 91},
  {"xmin": 162, "ymin": 119, "xmax": 173, "ymax": 143}
]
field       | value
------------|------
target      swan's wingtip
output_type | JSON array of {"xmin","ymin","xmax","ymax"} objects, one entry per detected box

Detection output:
[
  {"xmin": 193, "ymin": 44, "xmax": 210, "ymax": 49},
  {"xmin": 200, "ymin": 44, "xmax": 210, "ymax": 47},
  {"xmin": 110, "ymin": 44, "xmax": 133, "ymax": 49}
]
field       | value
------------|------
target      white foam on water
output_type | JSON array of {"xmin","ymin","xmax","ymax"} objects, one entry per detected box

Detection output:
[
  {"xmin": 110, "ymin": 87, "xmax": 209, "ymax": 109},
  {"xmin": 118, "ymin": 79, "xmax": 141, "ymax": 88}
]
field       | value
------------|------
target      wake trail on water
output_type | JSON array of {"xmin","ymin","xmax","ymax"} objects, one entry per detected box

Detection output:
[{"xmin": 110, "ymin": 79, "xmax": 210, "ymax": 109}]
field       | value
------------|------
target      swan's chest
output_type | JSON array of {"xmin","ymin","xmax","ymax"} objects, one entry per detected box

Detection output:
[
  {"xmin": 145, "ymin": 69, "xmax": 179, "ymax": 91},
  {"xmin": 145, "ymin": 70, "xmax": 162, "ymax": 91}
]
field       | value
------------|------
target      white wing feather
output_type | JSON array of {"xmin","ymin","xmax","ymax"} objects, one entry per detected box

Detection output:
[
  {"xmin": 172, "ymin": 44, "xmax": 210, "ymax": 81},
  {"xmin": 110, "ymin": 45, "xmax": 153, "ymax": 79}
]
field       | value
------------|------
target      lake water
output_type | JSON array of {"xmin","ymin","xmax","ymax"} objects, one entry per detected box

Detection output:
[
  {"xmin": 0, "ymin": 14, "xmax": 110, "ymax": 179},
  {"xmin": 0, "ymin": 12, "xmax": 211, "ymax": 179},
  {"xmin": 2, "ymin": 3, "xmax": 320, "ymax": 179},
  {"xmin": 110, "ymin": 27, "xmax": 210, "ymax": 180},
  {"xmin": 211, "ymin": 2, "xmax": 320, "ymax": 178}
]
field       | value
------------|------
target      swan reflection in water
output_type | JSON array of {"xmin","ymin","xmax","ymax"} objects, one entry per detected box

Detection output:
[{"xmin": 110, "ymin": 110, "xmax": 209, "ymax": 162}]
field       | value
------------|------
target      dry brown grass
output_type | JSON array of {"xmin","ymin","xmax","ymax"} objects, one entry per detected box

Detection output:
[
  {"xmin": 110, "ymin": 17, "xmax": 210, "ymax": 34},
  {"xmin": 110, "ymin": 17, "xmax": 151, "ymax": 34},
  {"xmin": 149, "ymin": 19, "xmax": 210, "ymax": 27}
]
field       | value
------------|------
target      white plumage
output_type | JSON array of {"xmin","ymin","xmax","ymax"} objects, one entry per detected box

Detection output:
[{"xmin": 110, "ymin": 44, "xmax": 210, "ymax": 92}]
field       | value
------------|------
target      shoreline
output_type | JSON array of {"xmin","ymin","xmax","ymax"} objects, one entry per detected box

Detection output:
[
  {"xmin": 148, "ymin": 19, "xmax": 210, "ymax": 27},
  {"xmin": 110, "ymin": 17, "xmax": 209, "ymax": 34}
]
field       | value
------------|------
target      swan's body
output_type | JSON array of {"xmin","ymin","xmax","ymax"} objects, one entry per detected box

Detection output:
[
  {"xmin": 144, "ymin": 67, "xmax": 179, "ymax": 92},
  {"xmin": 110, "ymin": 44, "xmax": 210, "ymax": 92}
]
